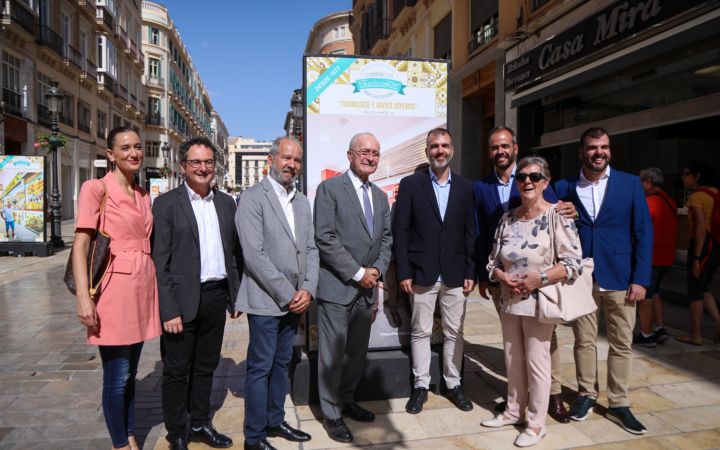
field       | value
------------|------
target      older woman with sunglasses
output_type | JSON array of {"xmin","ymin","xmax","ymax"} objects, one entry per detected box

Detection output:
[{"xmin": 482, "ymin": 156, "xmax": 582, "ymax": 447}]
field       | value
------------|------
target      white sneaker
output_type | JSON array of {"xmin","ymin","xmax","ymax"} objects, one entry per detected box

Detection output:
[
  {"xmin": 514, "ymin": 427, "xmax": 546, "ymax": 447},
  {"xmin": 481, "ymin": 413, "xmax": 520, "ymax": 428}
]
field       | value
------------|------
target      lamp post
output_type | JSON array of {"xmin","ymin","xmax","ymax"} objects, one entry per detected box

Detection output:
[
  {"xmin": 45, "ymin": 81, "xmax": 64, "ymax": 248},
  {"xmin": 161, "ymin": 142, "xmax": 170, "ymax": 179},
  {"xmin": 291, "ymin": 89, "xmax": 303, "ymax": 141}
]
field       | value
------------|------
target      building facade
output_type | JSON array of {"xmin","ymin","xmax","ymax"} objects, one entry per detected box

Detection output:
[
  {"xmin": 141, "ymin": 0, "xmax": 218, "ymax": 189},
  {"xmin": 305, "ymin": 10, "xmax": 354, "ymax": 55},
  {"xmin": 227, "ymin": 136, "xmax": 271, "ymax": 192},
  {"xmin": 1, "ymin": 0, "xmax": 145, "ymax": 219}
]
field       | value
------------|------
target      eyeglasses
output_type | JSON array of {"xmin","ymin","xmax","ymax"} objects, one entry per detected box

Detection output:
[
  {"xmin": 351, "ymin": 149, "xmax": 381, "ymax": 159},
  {"xmin": 184, "ymin": 159, "xmax": 215, "ymax": 168},
  {"xmin": 516, "ymin": 172, "xmax": 546, "ymax": 183}
]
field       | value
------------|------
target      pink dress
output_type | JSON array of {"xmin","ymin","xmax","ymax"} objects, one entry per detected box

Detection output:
[{"xmin": 76, "ymin": 172, "xmax": 161, "ymax": 345}]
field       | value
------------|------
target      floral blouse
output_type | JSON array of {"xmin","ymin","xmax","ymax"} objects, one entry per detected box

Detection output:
[{"xmin": 486, "ymin": 205, "xmax": 583, "ymax": 317}]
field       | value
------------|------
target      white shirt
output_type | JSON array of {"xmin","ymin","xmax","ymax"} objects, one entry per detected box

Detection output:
[
  {"xmin": 348, "ymin": 169, "xmax": 373, "ymax": 282},
  {"xmin": 496, "ymin": 165, "xmax": 516, "ymax": 212},
  {"xmin": 576, "ymin": 165, "xmax": 611, "ymax": 222},
  {"xmin": 184, "ymin": 183, "xmax": 227, "ymax": 282},
  {"xmin": 267, "ymin": 176, "xmax": 296, "ymax": 240}
]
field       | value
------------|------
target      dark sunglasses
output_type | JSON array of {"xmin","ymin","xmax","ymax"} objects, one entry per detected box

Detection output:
[{"xmin": 516, "ymin": 172, "xmax": 546, "ymax": 183}]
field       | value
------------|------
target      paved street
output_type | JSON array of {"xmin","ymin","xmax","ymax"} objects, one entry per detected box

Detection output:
[{"xmin": 1, "ymin": 227, "xmax": 720, "ymax": 449}]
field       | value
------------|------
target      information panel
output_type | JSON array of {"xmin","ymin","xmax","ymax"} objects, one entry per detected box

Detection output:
[{"xmin": 0, "ymin": 156, "xmax": 46, "ymax": 243}]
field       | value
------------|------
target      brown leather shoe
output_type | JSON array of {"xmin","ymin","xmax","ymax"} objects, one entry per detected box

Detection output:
[{"xmin": 548, "ymin": 394, "xmax": 570, "ymax": 423}]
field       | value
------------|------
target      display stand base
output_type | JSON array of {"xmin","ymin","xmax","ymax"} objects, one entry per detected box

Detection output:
[
  {"xmin": 290, "ymin": 346, "xmax": 445, "ymax": 405},
  {"xmin": 0, "ymin": 241, "xmax": 53, "ymax": 257}
]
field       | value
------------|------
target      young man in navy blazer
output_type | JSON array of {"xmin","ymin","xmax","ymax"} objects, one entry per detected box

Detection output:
[
  {"xmin": 473, "ymin": 126, "xmax": 576, "ymax": 423},
  {"xmin": 393, "ymin": 128, "xmax": 476, "ymax": 414},
  {"xmin": 554, "ymin": 127, "xmax": 652, "ymax": 435}
]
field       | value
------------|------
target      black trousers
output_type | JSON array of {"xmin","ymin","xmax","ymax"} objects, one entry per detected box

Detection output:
[{"xmin": 161, "ymin": 283, "xmax": 227, "ymax": 440}]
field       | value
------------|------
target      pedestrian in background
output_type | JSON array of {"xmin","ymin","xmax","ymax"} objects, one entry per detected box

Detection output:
[
  {"xmin": 152, "ymin": 137, "xmax": 242, "ymax": 450},
  {"xmin": 2, "ymin": 202, "xmax": 15, "ymax": 239},
  {"xmin": 481, "ymin": 156, "xmax": 582, "ymax": 447},
  {"xmin": 72, "ymin": 126, "xmax": 161, "ymax": 450},
  {"xmin": 677, "ymin": 162, "xmax": 720, "ymax": 345},
  {"xmin": 633, "ymin": 167, "xmax": 676, "ymax": 347},
  {"xmin": 235, "ymin": 137, "xmax": 317, "ymax": 450}
]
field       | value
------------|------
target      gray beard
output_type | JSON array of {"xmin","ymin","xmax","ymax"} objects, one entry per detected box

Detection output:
[{"xmin": 269, "ymin": 165, "xmax": 297, "ymax": 188}]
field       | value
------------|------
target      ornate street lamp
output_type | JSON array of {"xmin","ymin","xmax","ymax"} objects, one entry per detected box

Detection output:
[
  {"xmin": 45, "ymin": 81, "xmax": 65, "ymax": 248},
  {"xmin": 161, "ymin": 142, "xmax": 170, "ymax": 178},
  {"xmin": 291, "ymin": 89, "xmax": 303, "ymax": 141}
]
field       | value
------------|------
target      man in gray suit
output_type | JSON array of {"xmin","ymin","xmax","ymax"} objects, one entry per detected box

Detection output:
[
  {"xmin": 314, "ymin": 133, "xmax": 392, "ymax": 443},
  {"xmin": 235, "ymin": 137, "xmax": 318, "ymax": 450}
]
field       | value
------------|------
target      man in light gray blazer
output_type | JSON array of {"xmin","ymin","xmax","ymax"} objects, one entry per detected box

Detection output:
[
  {"xmin": 314, "ymin": 133, "xmax": 392, "ymax": 443},
  {"xmin": 235, "ymin": 137, "xmax": 318, "ymax": 450}
]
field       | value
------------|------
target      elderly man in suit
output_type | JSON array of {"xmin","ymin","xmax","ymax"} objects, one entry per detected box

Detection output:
[
  {"xmin": 314, "ymin": 132, "xmax": 392, "ymax": 443},
  {"xmin": 555, "ymin": 127, "xmax": 652, "ymax": 435},
  {"xmin": 152, "ymin": 136, "xmax": 242, "ymax": 450},
  {"xmin": 393, "ymin": 128, "xmax": 476, "ymax": 415},
  {"xmin": 473, "ymin": 126, "xmax": 576, "ymax": 423},
  {"xmin": 236, "ymin": 136, "xmax": 318, "ymax": 450}
]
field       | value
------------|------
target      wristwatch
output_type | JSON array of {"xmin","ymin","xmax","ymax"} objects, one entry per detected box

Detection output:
[{"xmin": 539, "ymin": 271, "xmax": 549, "ymax": 286}]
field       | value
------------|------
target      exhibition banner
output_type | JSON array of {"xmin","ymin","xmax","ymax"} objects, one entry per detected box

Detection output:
[
  {"xmin": 0, "ymin": 156, "xmax": 46, "ymax": 242},
  {"xmin": 304, "ymin": 55, "xmax": 449, "ymax": 351},
  {"xmin": 149, "ymin": 178, "xmax": 170, "ymax": 205}
]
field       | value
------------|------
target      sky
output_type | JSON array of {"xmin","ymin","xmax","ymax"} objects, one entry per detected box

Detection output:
[{"xmin": 162, "ymin": 1, "xmax": 352, "ymax": 141}]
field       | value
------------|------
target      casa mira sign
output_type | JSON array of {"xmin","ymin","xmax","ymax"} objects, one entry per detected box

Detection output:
[{"xmin": 504, "ymin": 0, "xmax": 713, "ymax": 91}]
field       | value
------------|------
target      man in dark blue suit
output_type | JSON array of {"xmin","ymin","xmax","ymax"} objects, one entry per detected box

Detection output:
[
  {"xmin": 473, "ymin": 126, "xmax": 575, "ymax": 423},
  {"xmin": 393, "ymin": 128, "xmax": 476, "ymax": 415},
  {"xmin": 555, "ymin": 127, "xmax": 652, "ymax": 435}
]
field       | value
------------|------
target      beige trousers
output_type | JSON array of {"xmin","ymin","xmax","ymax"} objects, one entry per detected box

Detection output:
[
  {"xmin": 572, "ymin": 290, "xmax": 636, "ymax": 407},
  {"xmin": 501, "ymin": 311, "xmax": 555, "ymax": 429},
  {"xmin": 490, "ymin": 286, "xmax": 562, "ymax": 395},
  {"xmin": 410, "ymin": 282, "xmax": 466, "ymax": 389}
]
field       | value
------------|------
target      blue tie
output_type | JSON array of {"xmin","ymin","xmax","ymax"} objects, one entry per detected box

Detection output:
[{"xmin": 362, "ymin": 183, "xmax": 374, "ymax": 233}]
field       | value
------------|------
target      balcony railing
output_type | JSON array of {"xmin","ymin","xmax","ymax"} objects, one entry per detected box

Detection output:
[
  {"xmin": 83, "ymin": 59, "xmax": 97, "ymax": 79},
  {"xmin": 468, "ymin": 19, "xmax": 499, "ymax": 54},
  {"xmin": 392, "ymin": 0, "xmax": 417, "ymax": 22},
  {"xmin": 78, "ymin": 122, "xmax": 91, "ymax": 133},
  {"xmin": 64, "ymin": 44, "xmax": 83, "ymax": 69},
  {"xmin": 96, "ymin": 5, "xmax": 113, "ymax": 31},
  {"xmin": 116, "ymin": 25, "xmax": 128, "ymax": 47},
  {"xmin": 98, "ymin": 72, "xmax": 115, "ymax": 92},
  {"xmin": 146, "ymin": 75, "xmax": 164, "ymax": 87},
  {"xmin": 145, "ymin": 115, "xmax": 163, "ymax": 126},
  {"xmin": 3, "ymin": 0, "xmax": 36, "ymax": 36},
  {"xmin": 38, "ymin": 25, "xmax": 64, "ymax": 58},
  {"xmin": 2, "ymin": 88, "xmax": 22, "ymax": 116},
  {"xmin": 368, "ymin": 17, "xmax": 389, "ymax": 51},
  {"xmin": 37, "ymin": 103, "xmax": 52, "ymax": 127}
]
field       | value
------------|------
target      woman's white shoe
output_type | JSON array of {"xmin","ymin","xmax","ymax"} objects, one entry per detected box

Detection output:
[
  {"xmin": 481, "ymin": 414, "xmax": 520, "ymax": 428},
  {"xmin": 514, "ymin": 427, "xmax": 546, "ymax": 447}
]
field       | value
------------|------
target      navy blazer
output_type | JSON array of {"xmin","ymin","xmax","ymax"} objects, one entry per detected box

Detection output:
[
  {"xmin": 554, "ymin": 169, "xmax": 652, "ymax": 290},
  {"xmin": 473, "ymin": 173, "xmax": 557, "ymax": 282},
  {"xmin": 392, "ymin": 170, "xmax": 476, "ymax": 288}
]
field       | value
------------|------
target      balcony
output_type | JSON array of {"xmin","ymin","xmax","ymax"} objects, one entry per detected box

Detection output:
[
  {"xmin": 468, "ymin": 19, "xmax": 499, "ymax": 54},
  {"xmin": 38, "ymin": 25, "xmax": 64, "ymax": 58},
  {"xmin": 96, "ymin": 5, "xmax": 113, "ymax": 33},
  {"xmin": 116, "ymin": 25, "xmax": 129, "ymax": 51},
  {"xmin": 392, "ymin": 0, "xmax": 417, "ymax": 23},
  {"xmin": 145, "ymin": 75, "xmax": 164, "ymax": 88},
  {"xmin": 64, "ymin": 44, "xmax": 83, "ymax": 70},
  {"xmin": 97, "ymin": 72, "xmax": 115, "ymax": 93},
  {"xmin": 82, "ymin": 59, "xmax": 98, "ymax": 80},
  {"xmin": 2, "ymin": 0, "xmax": 37, "ymax": 38},
  {"xmin": 145, "ymin": 115, "xmax": 163, "ymax": 126},
  {"xmin": 77, "ymin": 0, "xmax": 96, "ymax": 21},
  {"xmin": 368, "ymin": 17, "xmax": 389, "ymax": 53},
  {"xmin": 37, "ymin": 103, "xmax": 52, "ymax": 127},
  {"xmin": 2, "ymin": 88, "xmax": 22, "ymax": 117}
]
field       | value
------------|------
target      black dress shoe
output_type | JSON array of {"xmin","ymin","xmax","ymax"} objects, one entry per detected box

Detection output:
[
  {"xmin": 167, "ymin": 436, "xmax": 188, "ymax": 450},
  {"xmin": 446, "ymin": 385, "xmax": 473, "ymax": 411},
  {"xmin": 342, "ymin": 402, "xmax": 375, "ymax": 422},
  {"xmin": 244, "ymin": 438, "xmax": 277, "ymax": 450},
  {"xmin": 266, "ymin": 421, "xmax": 311, "ymax": 442},
  {"xmin": 548, "ymin": 394, "xmax": 570, "ymax": 423},
  {"xmin": 405, "ymin": 387, "xmax": 428, "ymax": 414},
  {"xmin": 323, "ymin": 417, "xmax": 353, "ymax": 443},
  {"xmin": 188, "ymin": 423, "xmax": 233, "ymax": 448}
]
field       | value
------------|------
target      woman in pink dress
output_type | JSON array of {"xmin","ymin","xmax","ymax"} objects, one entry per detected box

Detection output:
[{"xmin": 72, "ymin": 126, "xmax": 161, "ymax": 450}]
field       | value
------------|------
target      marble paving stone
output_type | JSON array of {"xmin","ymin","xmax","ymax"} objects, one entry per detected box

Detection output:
[
  {"xmin": 302, "ymin": 412, "xmax": 428, "ymax": 449},
  {"xmin": 652, "ymin": 404, "xmax": 720, "ymax": 432},
  {"xmin": 650, "ymin": 379, "xmax": 720, "ymax": 408},
  {"xmin": 413, "ymin": 405, "xmax": 499, "ymax": 439},
  {"xmin": 579, "ymin": 428, "xmax": 720, "ymax": 450},
  {"xmin": 573, "ymin": 412, "xmax": 678, "ymax": 444},
  {"xmin": 621, "ymin": 386, "xmax": 679, "ymax": 413}
]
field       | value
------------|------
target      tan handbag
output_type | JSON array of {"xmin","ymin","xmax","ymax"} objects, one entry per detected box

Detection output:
[{"xmin": 536, "ymin": 208, "xmax": 597, "ymax": 324}]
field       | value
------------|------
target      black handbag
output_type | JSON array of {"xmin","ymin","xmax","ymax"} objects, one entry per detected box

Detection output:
[{"xmin": 64, "ymin": 182, "xmax": 111, "ymax": 300}]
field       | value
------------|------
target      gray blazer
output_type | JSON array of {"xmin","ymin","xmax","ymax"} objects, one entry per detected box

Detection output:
[
  {"xmin": 314, "ymin": 171, "xmax": 392, "ymax": 305},
  {"xmin": 234, "ymin": 177, "xmax": 319, "ymax": 316}
]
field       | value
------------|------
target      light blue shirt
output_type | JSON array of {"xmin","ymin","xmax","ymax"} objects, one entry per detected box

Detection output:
[
  {"xmin": 496, "ymin": 165, "xmax": 516, "ymax": 212},
  {"xmin": 429, "ymin": 167, "xmax": 451, "ymax": 221}
]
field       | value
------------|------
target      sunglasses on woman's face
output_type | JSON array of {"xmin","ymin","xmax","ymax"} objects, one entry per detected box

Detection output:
[{"xmin": 516, "ymin": 172, "xmax": 546, "ymax": 183}]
